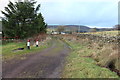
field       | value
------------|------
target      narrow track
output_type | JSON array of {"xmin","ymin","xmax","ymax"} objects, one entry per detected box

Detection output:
[{"xmin": 2, "ymin": 39, "xmax": 71, "ymax": 78}]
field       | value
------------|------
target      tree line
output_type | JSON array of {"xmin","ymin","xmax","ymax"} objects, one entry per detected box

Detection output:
[{"xmin": 2, "ymin": 0, "xmax": 47, "ymax": 39}]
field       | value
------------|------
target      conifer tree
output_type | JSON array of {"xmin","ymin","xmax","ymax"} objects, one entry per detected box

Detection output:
[{"xmin": 2, "ymin": 0, "xmax": 47, "ymax": 38}]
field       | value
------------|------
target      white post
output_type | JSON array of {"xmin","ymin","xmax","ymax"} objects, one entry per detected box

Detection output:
[
  {"xmin": 27, "ymin": 40, "xmax": 30, "ymax": 49},
  {"xmin": 36, "ymin": 39, "xmax": 39, "ymax": 47}
]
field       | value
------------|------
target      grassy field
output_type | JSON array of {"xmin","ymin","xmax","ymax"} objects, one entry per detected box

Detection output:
[
  {"xmin": 83, "ymin": 31, "xmax": 119, "ymax": 36},
  {"xmin": 61, "ymin": 35, "xmax": 119, "ymax": 78},
  {"xmin": 2, "ymin": 38, "xmax": 51, "ymax": 61}
]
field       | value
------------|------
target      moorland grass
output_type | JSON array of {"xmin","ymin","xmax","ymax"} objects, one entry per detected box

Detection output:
[
  {"xmin": 83, "ymin": 30, "xmax": 120, "ymax": 36},
  {"xmin": 62, "ymin": 39, "xmax": 119, "ymax": 78}
]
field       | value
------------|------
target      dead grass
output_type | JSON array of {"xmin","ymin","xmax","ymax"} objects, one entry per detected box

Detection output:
[
  {"xmin": 90, "ymin": 42, "xmax": 119, "ymax": 70},
  {"xmin": 61, "ymin": 34, "xmax": 119, "ymax": 78},
  {"xmin": 83, "ymin": 30, "xmax": 120, "ymax": 37}
]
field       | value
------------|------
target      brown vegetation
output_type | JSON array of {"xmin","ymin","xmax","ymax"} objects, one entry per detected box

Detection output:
[{"xmin": 58, "ymin": 34, "xmax": 120, "ymax": 76}]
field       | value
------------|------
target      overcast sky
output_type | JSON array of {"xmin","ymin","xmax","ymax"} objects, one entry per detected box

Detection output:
[{"xmin": 0, "ymin": 0, "xmax": 119, "ymax": 28}]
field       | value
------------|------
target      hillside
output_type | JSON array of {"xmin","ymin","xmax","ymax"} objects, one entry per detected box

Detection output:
[
  {"xmin": 47, "ymin": 25, "xmax": 114, "ymax": 32},
  {"xmin": 47, "ymin": 25, "xmax": 91, "ymax": 32}
]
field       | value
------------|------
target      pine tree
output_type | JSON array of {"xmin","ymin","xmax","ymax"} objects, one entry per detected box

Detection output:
[{"xmin": 2, "ymin": 0, "xmax": 47, "ymax": 39}]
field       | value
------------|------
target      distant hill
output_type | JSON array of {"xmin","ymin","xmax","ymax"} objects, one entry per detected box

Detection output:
[
  {"xmin": 65, "ymin": 25, "xmax": 91, "ymax": 32},
  {"xmin": 47, "ymin": 25, "xmax": 91, "ymax": 32},
  {"xmin": 47, "ymin": 25, "xmax": 114, "ymax": 33},
  {"xmin": 97, "ymin": 28, "xmax": 114, "ymax": 31}
]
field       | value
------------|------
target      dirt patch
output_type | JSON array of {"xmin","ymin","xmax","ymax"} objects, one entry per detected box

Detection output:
[{"xmin": 12, "ymin": 48, "xmax": 24, "ymax": 52}]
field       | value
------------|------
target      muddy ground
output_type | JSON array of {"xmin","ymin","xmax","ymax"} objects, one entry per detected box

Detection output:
[{"xmin": 2, "ymin": 39, "xmax": 71, "ymax": 78}]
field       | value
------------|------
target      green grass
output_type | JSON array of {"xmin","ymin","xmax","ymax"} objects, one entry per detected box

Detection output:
[
  {"xmin": 62, "ymin": 40, "xmax": 119, "ymax": 78},
  {"xmin": 2, "ymin": 40, "xmax": 50, "ymax": 61}
]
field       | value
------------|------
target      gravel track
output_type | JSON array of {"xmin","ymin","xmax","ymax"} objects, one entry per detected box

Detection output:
[{"xmin": 2, "ymin": 39, "xmax": 71, "ymax": 78}]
